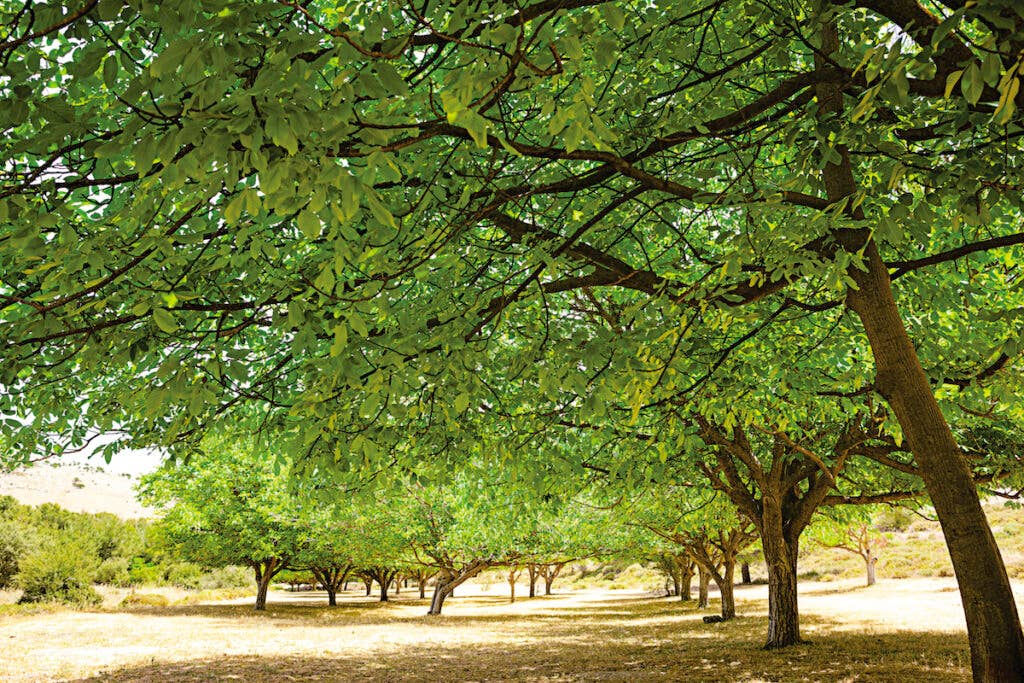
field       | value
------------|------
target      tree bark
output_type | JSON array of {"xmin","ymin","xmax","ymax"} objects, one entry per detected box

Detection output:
[
  {"xmin": 741, "ymin": 562, "xmax": 751, "ymax": 585},
  {"xmin": 363, "ymin": 577, "xmax": 372, "ymax": 596},
  {"xmin": 718, "ymin": 560, "xmax": 736, "ymax": 621},
  {"xmin": 865, "ymin": 552, "xmax": 877, "ymax": 587},
  {"xmin": 761, "ymin": 528, "xmax": 800, "ymax": 648},
  {"xmin": 697, "ymin": 565, "xmax": 710, "ymax": 609},
  {"xmin": 252, "ymin": 558, "xmax": 282, "ymax": 612},
  {"xmin": 427, "ymin": 561, "xmax": 487, "ymax": 615},
  {"xmin": 527, "ymin": 564, "xmax": 538, "ymax": 598},
  {"xmin": 678, "ymin": 557, "xmax": 694, "ymax": 601}
]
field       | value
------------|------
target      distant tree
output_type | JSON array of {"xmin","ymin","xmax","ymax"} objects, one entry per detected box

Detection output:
[{"xmin": 139, "ymin": 435, "xmax": 308, "ymax": 610}]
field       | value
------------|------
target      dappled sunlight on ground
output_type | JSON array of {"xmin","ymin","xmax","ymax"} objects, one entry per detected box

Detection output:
[{"xmin": 0, "ymin": 582, "xmax": 981, "ymax": 682}]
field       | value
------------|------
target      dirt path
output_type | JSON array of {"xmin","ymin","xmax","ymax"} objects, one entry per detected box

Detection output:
[{"xmin": 0, "ymin": 579, "xmax": 986, "ymax": 682}]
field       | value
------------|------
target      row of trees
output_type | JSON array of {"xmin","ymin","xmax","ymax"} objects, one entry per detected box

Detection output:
[
  {"xmin": 5, "ymin": 1, "xmax": 1024, "ymax": 679},
  {"xmin": 139, "ymin": 437, "xmax": 616, "ymax": 612}
]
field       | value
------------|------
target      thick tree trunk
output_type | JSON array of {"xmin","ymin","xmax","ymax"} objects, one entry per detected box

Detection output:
[
  {"xmin": 814, "ymin": 20, "xmax": 1024, "ymax": 680},
  {"xmin": 379, "ymin": 580, "xmax": 389, "ymax": 602},
  {"xmin": 326, "ymin": 587, "xmax": 337, "ymax": 606},
  {"xmin": 679, "ymin": 558, "xmax": 694, "ymax": 601},
  {"xmin": 865, "ymin": 553, "xmax": 877, "ymax": 587},
  {"xmin": 717, "ymin": 561, "xmax": 736, "ymax": 621},
  {"xmin": 741, "ymin": 562, "xmax": 751, "ymax": 585},
  {"xmin": 679, "ymin": 557, "xmax": 696, "ymax": 602},
  {"xmin": 697, "ymin": 565, "xmax": 710, "ymax": 609},
  {"xmin": 761, "ymin": 531, "xmax": 800, "ymax": 648},
  {"xmin": 528, "ymin": 564, "xmax": 538, "ymax": 598},
  {"xmin": 847, "ymin": 247, "xmax": 1024, "ymax": 679},
  {"xmin": 364, "ymin": 578, "xmax": 372, "ymax": 596}
]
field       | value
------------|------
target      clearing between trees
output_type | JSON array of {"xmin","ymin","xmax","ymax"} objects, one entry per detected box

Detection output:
[{"xmin": 2, "ymin": 578, "xmax": 1004, "ymax": 683}]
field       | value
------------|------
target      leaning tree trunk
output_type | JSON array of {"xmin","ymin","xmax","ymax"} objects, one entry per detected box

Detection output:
[
  {"xmin": 814, "ymin": 19, "xmax": 1024, "ymax": 680},
  {"xmin": 847, "ymin": 247, "xmax": 1024, "ymax": 679},
  {"xmin": 697, "ymin": 565, "xmax": 711, "ymax": 609}
]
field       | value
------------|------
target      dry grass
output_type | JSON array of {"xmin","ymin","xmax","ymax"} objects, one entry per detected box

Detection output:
[{"xmin": 0, "ymin": 578, "xmax": 988, "ymax": 682}]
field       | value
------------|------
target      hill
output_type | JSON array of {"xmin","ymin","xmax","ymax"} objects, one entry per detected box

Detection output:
[{"xmin": 0, "ymin": 461, "xmax": 155, "ymax": 519}]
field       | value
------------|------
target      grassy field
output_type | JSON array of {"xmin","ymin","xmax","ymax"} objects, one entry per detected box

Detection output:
[{"xmin": 1, "ymin": 577, "xmax": 1000, "ymax": 682}]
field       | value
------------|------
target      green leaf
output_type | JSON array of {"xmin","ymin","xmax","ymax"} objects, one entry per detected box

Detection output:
[
  {"xmin": 297, "ymin": 209, "xmax": 321, "ymax": 239},
  {"xmin": 102, "ymin": 56, "xmax": 118, "ymax": 89},
  {"xmin": 152, "ymin": 308, "xmax": 178, "ymax": 333}
]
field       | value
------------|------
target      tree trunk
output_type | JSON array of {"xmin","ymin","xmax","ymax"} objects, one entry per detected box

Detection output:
[
  {"xmin": 761, "ymin": 530, "xmax": 800, "ymax": 649},
  {"xmin": 697, "ymin": 565, "xmax": 710, "ymax": 609},
  {"xmin": 670, "ymin": 564, "xmax": 681, "ymax": 598},
  {"xmin": 253, "ymin": 559, "xmax": 280, "ymax": 612},
  {"xmin": 679, "ymin": 559, "xmax": 694, "ymax": 601},
  {"xmin": 364, "ymin": 577, "xmax": 372, "ymax": 596},
  {"xmin": 814, "ymin": 19, "xmax": 1024, "ymax": 679},
  {"xmin": 718, "ymin": 560, "xmax": 736, "ymax": 621},
  {"xmin": 865, "ymin": 552, "xmax": 877, "ymax": 587},
  {"xmin": 528, "ymin": 564, "xmax": 538, "ymax": 598},
  {"xmin": 741, "ymin": 562, "xmax": 751, "ymax": 584},
  {"xmin": 508, "ymin": 569, "xmax": 517, "ymax": 603},
  {"xmin": 847, "ymin": 252, "xmax": 1024, "ymax": 678},
  {"xmin": 429, "ymin": 578, "xmax": 453, "ymax": 615},
  {"xmin": 393, "ymin": 577, "xmax": 400, "ymax": 595},
  {"xmin": 379, "ymin": 578, "xmax": 389, "ymax": 602}
]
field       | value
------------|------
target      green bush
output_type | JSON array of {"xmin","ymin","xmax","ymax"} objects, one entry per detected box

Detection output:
[
  {"xmin": 0, "ymin": 521, "xmax": 30, "ymax": 589},
  {"xmin": 16, "ymin": 536, "xmax": 101, "ymax": 606},
  {"xmin": 128, "ymin": 559, "xmax": 166, "ymax": 585},
  {"xmin": 165, "ymin": 562, "xmax": 203, "ymax": 589},
  {"xmin": 198, "ymin": 565, "xmax": 251, "ymax": 590},
  {"xmin": 95, "ymin": 556, "xmax": 132, "ymax": 586}
]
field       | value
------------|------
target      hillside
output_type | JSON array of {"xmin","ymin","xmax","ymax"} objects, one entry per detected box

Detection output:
[{"xmin": 0, "ymin": 461, "xmax": 155, "ymax": 519}]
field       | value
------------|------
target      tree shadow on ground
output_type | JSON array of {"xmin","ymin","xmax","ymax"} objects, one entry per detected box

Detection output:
[{"xmin": 70, "ymin": 602, "xmax": 970, "ymax": 682}]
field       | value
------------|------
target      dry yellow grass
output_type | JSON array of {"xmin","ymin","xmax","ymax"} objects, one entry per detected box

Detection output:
[{"xmin": 0, "ymin": 578, "xmax": 988, "ymax": 682}]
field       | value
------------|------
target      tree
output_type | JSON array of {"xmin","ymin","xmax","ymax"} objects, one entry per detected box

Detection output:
[
  {"xmin": 138, "ymin": 435, "xmax": 307, "ymax": 610},
  {"xmin": 810, "ymin": 512, "xmax": 887, "ymax": 587},
  {"xmin": 5, "ymin": 2, "xmax": 1024, "ymax": 677}
]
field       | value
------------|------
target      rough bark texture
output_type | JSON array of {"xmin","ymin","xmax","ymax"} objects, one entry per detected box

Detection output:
[
  {"xmin": 815, "ymin": 18, "xmax": 1024, "ymax": 680},
  {"xmin": 865, "ymin": 553, "xmax": 877, "ymax": 587},
  {"xmin": 697, "ymin": 565, "xmax": 710, "ymax": 609},
  {"xmin": 761, "ymin": 532, "xmax": 800, "ymax": 648},
  {"xmin": 741, "ymin": 562, "xmax": 751, "ymax": 585}
]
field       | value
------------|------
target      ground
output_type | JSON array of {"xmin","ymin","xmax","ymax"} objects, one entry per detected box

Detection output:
[{"xmin": 1, "ymin": 577, "xmax": 999, "ymax": 682}]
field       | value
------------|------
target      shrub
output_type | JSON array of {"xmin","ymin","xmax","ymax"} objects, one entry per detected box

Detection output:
[
  {"xmin": 165, "ymin": 562, "xmax": 203, "ymax": 589},
  {"xmin": 17, "ymin": 536, "xmax": 101, "ymax": 606},
  {"xmin": 128, "ymin": 559, "xmax": 166, "ymax": 585},
  {"xmin": 95, "ymin": 557, "xmax": 132, "ymax": 586},
  {"xmin": 0, "ymin": 521, "xmax": 30, "ymax": 589},
  {"xmin": 198, "ymin": 565, "xmax": 251, "ymax": 590}
]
